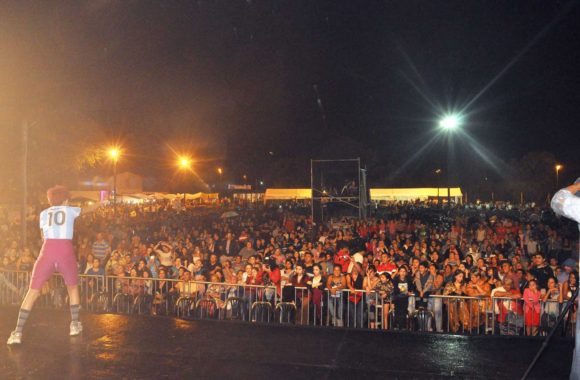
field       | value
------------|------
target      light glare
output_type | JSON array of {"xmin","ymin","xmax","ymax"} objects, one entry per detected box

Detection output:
[
  {"xmin": 178, "ymin": 156, "xmax": 192, "ymax": 169},
  {"xmin": 439, "ymin": 115, "xmax": 461, "ymax": 131},
  {"xmin": 108, "ymin": 147, "xmax": 121, "ymax": 161}
]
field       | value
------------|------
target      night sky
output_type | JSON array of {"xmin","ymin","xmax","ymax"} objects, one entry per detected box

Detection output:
[{"xmin": 1, "ymin": 1, "xmax": 579, "ymax": 192}]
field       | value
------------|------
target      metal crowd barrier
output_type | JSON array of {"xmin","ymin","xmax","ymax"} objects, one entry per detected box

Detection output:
[
  {"xmin": 490, "ymin": 296, "xmax": 572, "ymax": 337},
  {"xmin": 0, "ymin": 270, "xmax": 29, "ymax": 306},
  {"xmin": 0, "ymin": 269, "xmax": 575, "ymax": 337}
]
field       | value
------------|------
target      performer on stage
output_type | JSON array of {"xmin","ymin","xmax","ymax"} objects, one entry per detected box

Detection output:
[
  {"xmin": 7, "ymin": 186, "xmax": 95, "ymax": 345},
  {"xmin": 551, "ymin": 179, "xmax": 580, "ymax": 379}
]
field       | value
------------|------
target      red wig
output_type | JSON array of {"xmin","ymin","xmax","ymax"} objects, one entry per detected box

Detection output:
[{"xmin": 47, "ymin": 185, "xmax": 70, "ymax": 206}]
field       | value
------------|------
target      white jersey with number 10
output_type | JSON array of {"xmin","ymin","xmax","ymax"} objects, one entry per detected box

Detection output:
[{"xmin": 39, "ymin": 205, "xmax": 81, "ymax": 240}]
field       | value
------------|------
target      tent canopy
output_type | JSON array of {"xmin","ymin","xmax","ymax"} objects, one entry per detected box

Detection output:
[
  {"xmin": 182, "ymin": 192, "xmax": 219, "ymax": 200},
  {"xmin": 264, "ymin": 188, "xmax": 312, "ymax": 201},
  {"xmin": 370, "ymin": 188, "xmax": 462, "ymax": 201},
  {"xmin": 263, "ymin": 187, "xmax": 463, "ymax": 202}
]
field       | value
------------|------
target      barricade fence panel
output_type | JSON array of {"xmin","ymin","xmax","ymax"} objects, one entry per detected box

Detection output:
[{"xmin": 0, "ymin": 270, "xmax": 575, "ymax": 337}]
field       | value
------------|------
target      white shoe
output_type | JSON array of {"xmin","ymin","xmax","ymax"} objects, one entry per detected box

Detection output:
[
  {"xmin": 70, "ymin": 321, "xmax": 83, "ymax": 336},
  {"xmin": 7, "ymin": 331, "xmax": 22, "ymax": 345}
]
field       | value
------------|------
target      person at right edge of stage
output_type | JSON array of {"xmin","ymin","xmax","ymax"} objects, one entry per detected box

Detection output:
[
  {"xmin": 551, "ymin": 178, "xmax": 580, "ymax": 380},
  {"xmin": 7, "ymin": 185, "xmax": 99, "ymax": 345}
]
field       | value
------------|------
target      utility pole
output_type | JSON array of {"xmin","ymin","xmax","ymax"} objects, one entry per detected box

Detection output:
[{"xmin": 21, "ymin": 121, "xmax": 28, "ymax": 250}]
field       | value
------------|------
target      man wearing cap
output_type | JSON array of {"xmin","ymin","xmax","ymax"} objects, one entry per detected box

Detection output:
[
  {"xmin": 559, "ymin": 259, "xmax": 577, "ymax": 284},
  {"xmin": 551, "ymin": 180, "xmax": 580, "ymax": 379}
]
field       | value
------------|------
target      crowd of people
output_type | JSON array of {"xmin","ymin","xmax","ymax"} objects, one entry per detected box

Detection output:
[{"xmin": 1, "ymin": 200, "xmax": 578, "ymax": 334}]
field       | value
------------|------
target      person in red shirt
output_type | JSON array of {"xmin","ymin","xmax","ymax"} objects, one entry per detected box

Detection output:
[
  {"xmin": 334, "ymin": 248, "xmax": 351, "ymax": 274},
  {"xmin": 491, "ymin": 278, "xmax": 523, "ymax": 334},
  {"xmin": 376, "ymin": 252, "xmax": 397, "ymax": 277},
  {"xmin": 263, "ymin": 259, "xmax": 281, "ymax": 297}
]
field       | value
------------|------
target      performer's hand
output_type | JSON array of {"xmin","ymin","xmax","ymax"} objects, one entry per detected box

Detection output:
[{"xmin": 566, "ymin": 183, "xmax": 580, "ymax": 195}]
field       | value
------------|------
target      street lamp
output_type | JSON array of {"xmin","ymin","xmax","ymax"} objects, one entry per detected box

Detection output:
[
  {"xmin": 178, "ymin": 156, "xmax": 191, "ymax": 170},
  {"xmin": 177, "ymin": 155, "xmax": 192, "ymax": 204},
  {"xmin": 108, "ymin": 147, "xmax": 121, "ymax": 214},
  {"xmin": 555, "ymin": 164, "xmax": 563, "ymax": 186},
  {"xmin": 435, "ymin": 169, "xmax": 442, "ymax": 204},
  {"xmin": 439, "ymin": 113, "xmax": 462, "ymax": 206},
  {"xmin": 217, "ymin": 167, "xmax": 224, "ymax": 193}
]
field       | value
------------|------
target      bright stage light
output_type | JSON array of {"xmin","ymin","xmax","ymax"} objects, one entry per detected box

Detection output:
[
  {"xmin": 439, "ymin": 114, "xmax": 461, "ymax": 131},
  {"xmin": 178, "ymin": 156, "xmax": 192, "ymax": 169}
]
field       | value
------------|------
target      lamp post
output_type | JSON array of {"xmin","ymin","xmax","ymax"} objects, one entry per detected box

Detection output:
[
  {"xmin": 438, "ymin": 114, "xmax": 462, "ymax": 206},
  {"xmin": 108, "ymin": 147, "xmax": 121, "ymax": 215},
  {"xmin": 555, "ymin": 164, "xmax": 563, "ymax": 187},
  {"xmin": 178, "ymin": 155, "xmax": 192, "ymax": 205},
  {"xmin": 216, "ymin": 167, "xmax": 224, "ymax": 195},
  {"xmin": 435, "ymin": 168, "xmax": 442, "ymax": 205}
]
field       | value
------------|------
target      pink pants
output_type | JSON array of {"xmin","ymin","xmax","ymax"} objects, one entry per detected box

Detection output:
[{"xmin": 30, "ymin": 239, "xmax": 79, "ymax": 290}]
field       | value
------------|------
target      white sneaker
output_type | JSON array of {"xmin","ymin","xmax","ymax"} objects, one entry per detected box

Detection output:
[
  {"xmin": 70, "ymin": 321, "xmax": 83, "ymax": 336},
  {"xmin": 7, "ymin": 331, "xmax": 22, "ymax": 345}
]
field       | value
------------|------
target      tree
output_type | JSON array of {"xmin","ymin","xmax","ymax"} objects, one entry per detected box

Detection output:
[{"xmin": 504, "ymin": 151, "xmax": 559, "ymax": 203}]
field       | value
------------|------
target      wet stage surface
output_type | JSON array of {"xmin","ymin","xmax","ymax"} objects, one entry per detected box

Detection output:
[{"xmin": 0, "ymin": 306, "xmax": 573, "ymax": 379}]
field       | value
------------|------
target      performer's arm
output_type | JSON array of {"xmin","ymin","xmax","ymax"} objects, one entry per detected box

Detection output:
[{"xmin": 551, "ymin": 183, "xmax": 580, "ymax": 224}]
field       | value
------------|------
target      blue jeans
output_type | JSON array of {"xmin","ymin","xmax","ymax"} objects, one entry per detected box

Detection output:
[
  {"xmin": 428, "ymin": 297, "xmax": 443, "ymax": 332},
  {"xmin": 329, "ymin": 295, "xmax": 344, "ymax": 327},
  {"xmin": 348, "ymin": 300, "xmax": 364, "ymax": 328}
]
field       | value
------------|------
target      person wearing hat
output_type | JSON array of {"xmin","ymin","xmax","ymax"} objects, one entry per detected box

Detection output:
[
  {"xmin": 551, "ymin": 179, "xmax": 580, "ymax": 379},
  {"xmin": 559, "ymin": 258, "xmax": 578, "ymax": 284}
]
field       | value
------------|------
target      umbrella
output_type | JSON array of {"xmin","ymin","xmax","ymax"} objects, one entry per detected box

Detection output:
[{"xmin": 221, "ymin": 211, "xmax": 239, "ymax": 219}]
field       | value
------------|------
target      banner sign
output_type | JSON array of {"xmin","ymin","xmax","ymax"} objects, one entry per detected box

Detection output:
[{"xmin": 228, "ymin": 184, "xmax": 252, "ymax": 190}]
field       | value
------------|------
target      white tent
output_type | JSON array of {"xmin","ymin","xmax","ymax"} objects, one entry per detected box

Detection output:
[
  {"xmin": 264, "ymin": 188, "xmax": 312, "ymax": 201},
  {"xmin": 69, "ymin": 191, "xmax": 103, "ymax": 203},
  {"xmin": 370, "ymin": 188, "xmax": 463, "ymax": 203}
]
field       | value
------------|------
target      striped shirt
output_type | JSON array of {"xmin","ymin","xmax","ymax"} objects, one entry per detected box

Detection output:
[
  {"xmin": 92, "ymin": 240, "xmax": 110, "ymax": 261},
  {"xmin": 39, "ymin": 206, "xmax": 81, "ymax": 240}
]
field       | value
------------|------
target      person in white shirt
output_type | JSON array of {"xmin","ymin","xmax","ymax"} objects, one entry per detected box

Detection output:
[
  {"xmin": 7, "ymin": 186, "xmax": 98, "ymax": 345},
  {"xmin": 551, "ymin": 179, "xmax": 580, "ymax": 380}
]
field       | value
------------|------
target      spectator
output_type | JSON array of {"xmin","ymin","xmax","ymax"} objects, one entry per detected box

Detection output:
[
  {"xmin": 152, "ymin": 267, "xmax": 173, "ymax": 315},
  {"xmin": 86, "ymin": 258, "xmax": 105, "ymax": 276},
  {"xmin": 289, "ymin": 263, "xmax": 310, "ymax": 325},
  {"xmin": 464, "ymin": 271, "xmax": 490, "ymax": 331},
  {"xmin": 392, "ymin": 266, "xmax": 414, "ymax": 330},
  {"xmin": 529, "ymin": 253, "xmax": 554, "ymax": 291},
  {"xmin": 491, "ymin": 278, "xmax": 523, "ymax": 335},
  {"xmin": 238, "ymin": 241, "xmax": 257, "ymax": 262},
  {"xmin": 219, "ymin": 232, "xmax": 239, "ymax": 260},
  {"xmin": 523, "ymin": 279, "xmax": 541, "ymax": 336},
  {"xmin": 16, "ymin": 248, "xmax": 35, "ymax": 271},
  {"xmin": 363, "ymin": 265, "xmax": 380, "ymax": 328},
  {"xmin": 542, "ymin": 276, "xmax": 562, "ymax": 330},
  {"xmin": 92, "ymin": 232, "xmax": 110, "ymax": 263},
  {"xmin": 443, "ymin": 270, "xmax": 467, "ymax": 332},
  {"xmin": 414, "ymin": 261, "xmax": 434, "ymax": 308},
  {"xmin": 327, "ymin": 264, "xmax": 347, "ymax": 327},
  {"xmin": 345, "ymin": 262, "xmax": 365, "ymax": 328},
  {"xmin": 308, "ymin": 264, "xmax": 325, "ymax": 323},
  {"xmin": 428, "ymin": 273, "xmax": 445, "ymax": 332}
]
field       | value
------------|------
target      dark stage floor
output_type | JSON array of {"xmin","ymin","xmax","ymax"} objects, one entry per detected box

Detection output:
[{"xmin": 0, "ymin": 306, "xmax": 573, "ymax": 379}]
